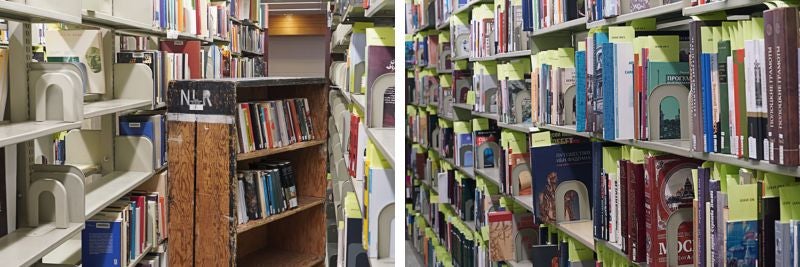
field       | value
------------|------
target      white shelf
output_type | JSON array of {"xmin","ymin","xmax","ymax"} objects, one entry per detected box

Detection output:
[
  {"xmin": 474, "ymin": 167, "xmax": 501, "ymax": 186},
  {"xmin": 683, "ymin": 0, "xmax": 764, "ymax": 16},
  {"xmin": 453, "ymin": 0, "xmax": 491, "ymax": 14},
  {"xmin": 367, "ymin": 128, "xmax": 395, "ymax": 168},
  {"xmin": 369, "ymin": 257, "xmax": 395, "ymax": 267},
  {"xmin": 0, "ymin": 121, "xmax": 82, "ymax": 147},
  {"xmin": 531, "ymin": 17, "xmax": 588, "ymax": 36},
  {"xmin": 41, "ymin": 236, "xmax": 81, "ymax": 265},
  {"xmin": 587, "ymin": 2, "xmax": 684, "ymax": 28},
  {"xmin": 81, "ymin": 9, "xmax": 153, "ymax": 31},
  {"xmin": 352, "ymin": 177, "xmax": 365, "ymax": 212},
  {"xmin": 351, "ymin": 94, "xmax": 367, "ymax": 111},
  {"xmin": 365, "ymin": 0, "xmax": 394, "ymax": 17},
  {"xmin": 555, "ymin": 220, "xmax": 595, "ymax": 249},
  {"xmin": 469, "ymin": 55, "xmax": 496, "ymax": 62},
  {"xmin": 436, "ymin": 20, "xmax": 450, "ymax": 30},
  {"xmin": 537, "ymin": 123, "xmax": 800, "ymax": 177},
  {"xmin": 493, "ymin": 50, "xmax": 531, "ymax": 60},
  {"xmin": 452, "ymin": 55, "xmax": 470, "ymax": 61},
  {"xmin": 498, "ymin": 122, "xmax": 539, "ymax": 133},
  {"xmin": 0, "ymin": 222, "xmax": 84, "ymax": 267},
  {"xmin": 452, "ymin": 103, "xmax": 473, "ymax": 110},
  {"xmin": 83, "ymin": 99, "xmax": 152, "ymax": 118},
  {"xmin": 84, "ymin": 170, "xmax": 156, "ymax": 218},
  {"xmin": 472, "ymin": 111, "xmax": 498, "ymax": 121},
  {"xmin": 513, "ymin": 195, "xmax": 533, "ymax": 212},
  {"xmin": 0, "ymin": 1, "xmax": 81, "ymax": 24}
]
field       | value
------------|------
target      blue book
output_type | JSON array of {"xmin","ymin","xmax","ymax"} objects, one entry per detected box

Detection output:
[
  {"xmin": 83, "ymin": 214, "xmax": 123, "ymax": 266},
  {"xmin": 602, "ymin": 42, "xmax": 616, "ymax": 140},
  {"xmin": 591, "ymin": 32, "xmax": 609, "ymax": 133},
  {"xmin": 119, "ymin": 114, "xmax": 164, "ymax": 168},
  {"xmin": 260, "ymin": 174, "xmax": 270, "ymax": 216},
  {"xmin": 576, "ymin": 51, "xmax": 587, "ymax": 132},
  {"xmin": 703, "ymin": 54, "xmax": 714, "ymax": 152},
  {"xmin": 522, "ymin": 0, "xmax": 533, "ymax": 31},
  {"xmin": 128, "ymin": 202, "xmax": 136, "ymax": 261},
  {"xmin": 726, "ymin": 221, "xmax": 759, "ymax": 266},
  {"xmin": 458, "ymin": 133, "xmax": 474, "ymax": 167},
  {"xmin": 530, "ymin": 141, "xmax": 596, "ymax": 224}
]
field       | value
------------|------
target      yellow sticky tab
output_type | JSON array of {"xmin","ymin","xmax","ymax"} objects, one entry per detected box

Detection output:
[
  {"xmin": 609, "ymin": 26, "xmax": 635, "ymax": 43},
  {"xmin": 530, "ymin": 131, "xmax": 552, "ymax": 147},
  {"xmin": 467, "ymin": 91, "xmax": 476, "ymax": 105},
  {"xmin": 628, "ymin": 18, "xmax": 656, "ymax": 31},
  {"xmin": 472, "ymin": 118, "xmax": 490, "ymax": 131}
]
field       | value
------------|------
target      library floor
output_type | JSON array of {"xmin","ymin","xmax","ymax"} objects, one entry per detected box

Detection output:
[{"xmin": 406, "ymin": 242, "xmax": 423, "ymax": 267}]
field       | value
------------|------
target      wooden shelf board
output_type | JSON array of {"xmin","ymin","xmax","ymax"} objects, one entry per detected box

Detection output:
[
  {"xmin": 81, "ymin": 9, "xmax": 153, "ymax": 31},
  {"xmin": 83, "ymin": 98, "xmax": 151, "ymax": 118},
  {"xmin": 237, "ymin": 140, "xmax": 326, "ymax": 161},
  {"xmin": 531, "ymin": 17, "xmax": 588, "ymax": 36},
  {"xmin": 236, "ymin": 197, "xmax": 325, "ymax": 234},
  {"xmin": 0, "ymin": 121, "xmax": 82, "ymax": 147},
  {"xmin": 85, "ymin": 170, "xmax": 157, "ymax": 218},
  {"xmin": 238, "ymin": 248, "xmax": 324, "ymax": 266},
  {"xmin": 0, "ymin": 222, "xmax": 84, "ymax": 267},
  {"xmin": 0, "ymin": 1, "xmax": 81, "ymax": 24},
  {"xmin": 367, "ymin": 128, "xmax": 395, "ymax": 168},
  {"xmin": 554, "ymin": 220, "xmax": 595, "ymax": 249}
]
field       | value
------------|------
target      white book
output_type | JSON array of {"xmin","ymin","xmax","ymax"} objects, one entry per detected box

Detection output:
[
  {"xmin": 744, "ymin": 39, "xmax": 758, "ymax": 159},
  {"xmin": 45, "ymin": 30, "xmax": 108, "ymax": 94},
  {"xmin": 354, "ymin": 122, "xmax": 367, "ymax": 181},
  {"xmin": 615, "ymin": 43, "xmax": 635, "ymax": 140},
  {"xmin": 727, "ymin": 56, "xmax": 737, "ymax": 156},
  {"xmin": 237, "ymin": 179, "xmax": 247, "ymax": 224},
  {"xmin": 437, "ymin": 172, "xmax": 449, "ymax": 202}
]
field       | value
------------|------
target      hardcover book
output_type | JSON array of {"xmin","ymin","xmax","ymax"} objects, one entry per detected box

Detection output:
[
  {"xmin": 366, "ymin": 27, "xmax": 395, "ymax": 128},
  {"xmin": 531, "ymin": 140, "xmax": 596, "ymax": 224},
  {"xmin": 644, "ymin": 154, "xmax": 701, "ymax": 267}
]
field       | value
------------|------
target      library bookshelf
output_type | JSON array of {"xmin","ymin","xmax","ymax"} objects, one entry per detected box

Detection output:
[
  {"xmin": 407, "ymin": 0, "xmax": 800, "ymax": 266},
  {"xmin": 166, "ymin": 77, "xmax": 328, "ymax": 266}
]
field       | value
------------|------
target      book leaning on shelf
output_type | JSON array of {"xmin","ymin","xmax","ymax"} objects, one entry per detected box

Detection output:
[
  {"xmin": 235, "ymin": 98, "xmax": 316, "ymax": 153},
  {"xmin": 236, "ymin": 161, "xmax": 300, "ymax": 224}
]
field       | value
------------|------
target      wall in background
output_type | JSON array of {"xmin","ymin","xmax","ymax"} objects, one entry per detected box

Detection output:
[{"xmin": 268, "ymin": 35, "xmax": 326, "ymax": 77}]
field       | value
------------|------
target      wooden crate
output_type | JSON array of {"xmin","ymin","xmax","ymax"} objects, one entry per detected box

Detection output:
[{"xmin": 166, "ymin": 78, "xmax": 328, "ymax": 266}]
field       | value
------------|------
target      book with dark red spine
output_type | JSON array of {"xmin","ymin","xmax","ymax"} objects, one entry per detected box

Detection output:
[
  {"xmin": 645, "ymin": 154, "xmax": 701, "ymax": 267},
  {"xmin": 160, "ymin": 40, "xmax": 202, "ymax": 79},
  {"xmin": 626, "ymin": 157, "xmax": 646, "ymax": 263}
]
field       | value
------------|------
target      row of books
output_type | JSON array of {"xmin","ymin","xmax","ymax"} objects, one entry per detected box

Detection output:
[
  {"xmin": 688, "ymin": 10, "xmax": 800, "ymax": 166},
  {"xmin": 495, "ymin": 0, "xmax": 530, "ymax": 54},
  {"xmin": 435, "ymin": 0, "xmax": 454, "ymax": 28},
  {"xmin": 235, "ymin": 161, "xmax": 299, "ymax": 224},
  {"xmin": 235, "ymin": 98, "xmax": 317, "ymax": 154},
  {"xmin": 528, "ymin": 0, "xmax": 583, "ymax": 31},
  {"xmin": 228, "ymin": 56, "xmax": 267, "ymax": 78},
  {"xmin": 584, "ymin": 0, "xmax": 679, "ymax": 23},
  {"xmin": 230, "ymin": 0, "xmax": 266, "ymax": 24},
  {"xmin": 469, "ymin": 5, "xmax": 496, "ymax": 58},
  {"xmin": 230, "ymin": 23, "xmax": 265, "ymax": 55},
  {"xmin": 407, "ymin": 0, "xmax": 437, "ymax": 33},
  {"xmin": 83, "ymin": 188, "xmax": 167, "ymax": 266},
  {"xmin": 116, "ymin": 48, "xmax": 191, "ymax": 106}
]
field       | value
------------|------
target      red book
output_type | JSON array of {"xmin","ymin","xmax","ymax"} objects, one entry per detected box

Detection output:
[
  {"xmin": 160, "ymin": 40, "xmax": 203, "ymax": 79},
  {"xmin": 487, "ymin": 211, "xmax": 514, "ymax": 261},
  {"xmin": 626, "ymin": 160, "xmax": 646, "ymax": 263},
  {"xmin": 261, "ymin": 104, "xmax": 273, "ymax": 149},
  {"xmin": 644, "ymin": 155, "xmax": 700, "ymax": 267}
]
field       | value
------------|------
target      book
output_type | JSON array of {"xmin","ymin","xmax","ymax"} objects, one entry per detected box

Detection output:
[
  {"xmin": 83, "ymin": 211, "xmax": 126, "ymax": 267},
  {"xmin": 366, "ymin": 27, "xmax": 395, "ymax": 128},
  {"xmin": 488, "ymin": 210, "xmax": 514, "ymax": 261},
  {"xmin": 725, "ymin": 181, "xmax": 762, "ymax": 267},
  {"xmin": 531, "ymin": 139, "xmax": 595, "ymax": 224},
  {"xmin": 645, "ymin": 154, "xmax": 700, "ymax": 266},
  {"xmin": 119, "ymin": 114, "xmax": 166, "ymax": 169},
  {"xmin": 45, "ymin": 29, "xmax": 108, "ymax": 94}
]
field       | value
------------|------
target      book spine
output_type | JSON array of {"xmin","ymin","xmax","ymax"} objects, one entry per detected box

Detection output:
[
  {"xmin": 697, "ymin": 168, "xmax": 708, "ymax": 267},
  {"xmin": 718, "ymin": 40, "xmax": 731, "ymax": 155},
  {"xmin": 689, "ymin": 21, "xmax": 704, "ymax": 152},
  {"xmin": 780, "ymin": 8, "xmax": 800, "ymax": 166},
  {"xmin": 708, "ymin": 180, "xmax": 720, "ymax": 266}
]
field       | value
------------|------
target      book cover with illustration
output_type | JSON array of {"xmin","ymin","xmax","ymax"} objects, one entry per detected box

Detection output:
[
  {"xmin": 644, "ymin": 154, "xmax": 701, "ymax": 267},
  {"xmin": 453, "ymin": 68, "xmax": 473, "ymax": 104},
  {"xmin": 531, "ymin": 141, "xmax": 596, "ymax": 224},
  {"xmin": 366, "ymin": 28, "xmax": 395, "ymax": 128},
  {"xmin": 725, "ymin": 181, "xmax": 762, "ymax": 267}
]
